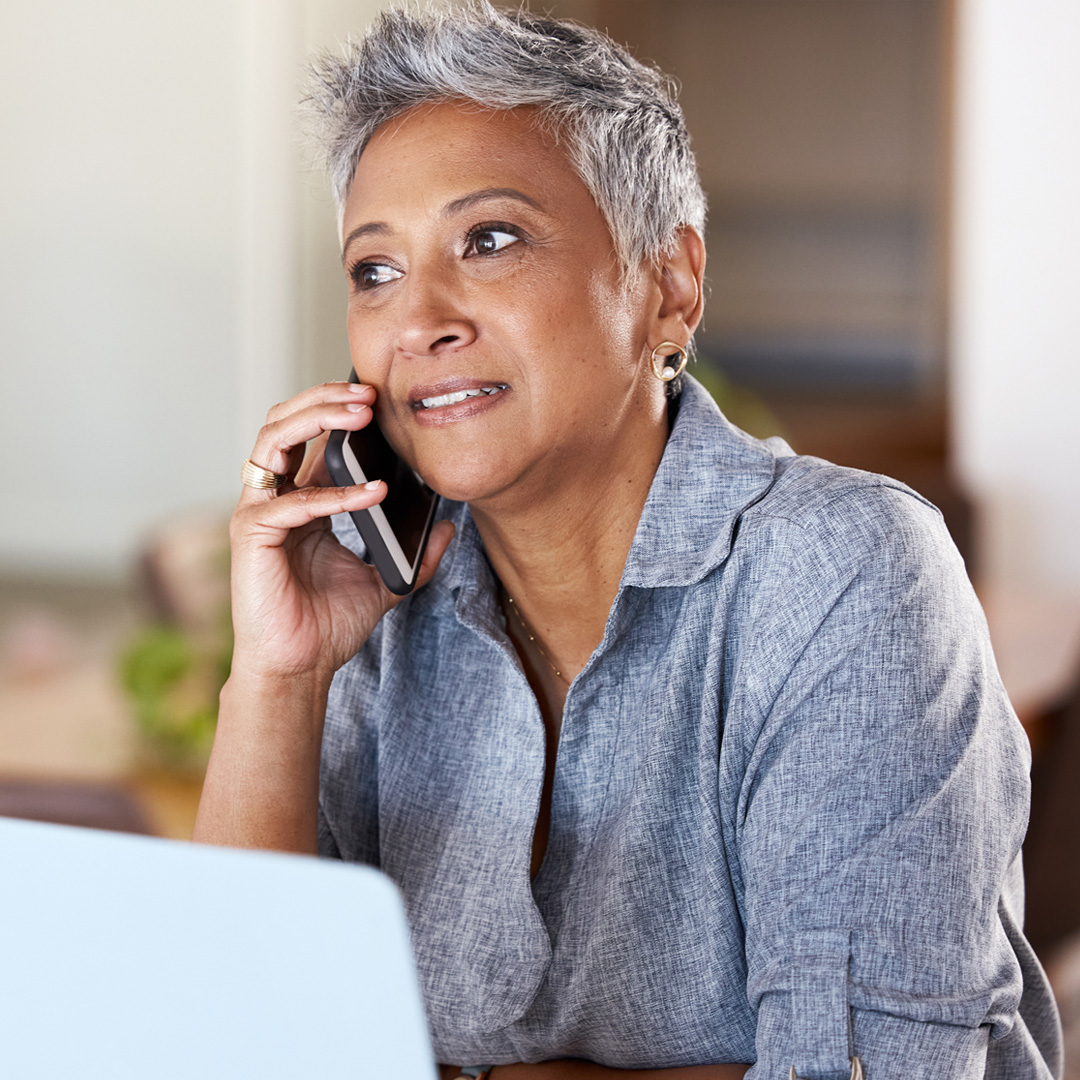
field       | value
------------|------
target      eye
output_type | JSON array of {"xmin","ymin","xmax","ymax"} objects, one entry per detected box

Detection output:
[
  {"xmin": 464, "ymin": 226, "xmax": 522, "ymax": 257},
  {"xmin": 350, "ymin": 262, "xmax": 402, "ymax": 289}
]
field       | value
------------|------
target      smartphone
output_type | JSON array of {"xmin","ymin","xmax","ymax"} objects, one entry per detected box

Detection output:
[{"xmin": 324, "ymin": 372, "xmax": 440, "ymax": 596}]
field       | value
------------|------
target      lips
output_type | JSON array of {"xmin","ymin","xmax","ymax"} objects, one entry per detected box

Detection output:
[
  {"xmin": 407, "ymin": 377, "xmax": 512, "ymax": 417},
  {"xmin": 403, "ymin": 377, "xmax": 513, "ymax": 428},
  {"xmin": 418, "ymin": 385, "xmax": 508, "ymax": 410}
]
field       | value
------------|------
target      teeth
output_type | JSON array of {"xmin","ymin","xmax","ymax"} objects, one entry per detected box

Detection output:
[{"xmin": 419, "ymin": 385, "xmax": 506, "ymax": 410}]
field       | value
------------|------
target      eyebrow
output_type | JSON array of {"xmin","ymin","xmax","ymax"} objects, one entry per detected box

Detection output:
[
  {"xmin": 442, "ymin": 187, "xmax": 544, "ymax": 217},
  {"xmin": 341, "ymin": 221, "xmax": 391, "ymax": 265},
  {"xmin": 341, "ymin": 187, "xmax": 545, "ymax": 264}
]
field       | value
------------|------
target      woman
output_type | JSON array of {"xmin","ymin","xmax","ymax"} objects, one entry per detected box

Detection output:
[{"xmin": 195, "ymin": 4, "xmax": 1061, "ymax": 1077}]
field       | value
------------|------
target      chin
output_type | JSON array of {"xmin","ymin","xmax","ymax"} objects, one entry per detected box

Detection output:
[
  {"xmin": 423, "ymin": 460, "xmax": 503, "ymax": 501},
  {"xmin": 422, "ymin": 461, "xmax": 512, "ymax": 506}
]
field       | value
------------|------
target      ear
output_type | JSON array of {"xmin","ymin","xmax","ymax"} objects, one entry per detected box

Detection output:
[{"xmin": 651, "ymin": 225, "xmax": 706, "ymax": 344}]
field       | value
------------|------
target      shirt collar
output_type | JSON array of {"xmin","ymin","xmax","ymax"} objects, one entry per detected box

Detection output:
[
  {"xmin": 621, "ymin": 375, "xmax": 790, "ymax": 588},
  {"xmin": 436, "ymin": 374, "xmax": 791, "ymax": 597}
]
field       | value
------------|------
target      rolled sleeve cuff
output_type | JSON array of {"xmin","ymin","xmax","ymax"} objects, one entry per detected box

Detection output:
[{"xmin": 750, "ymin": 997, "xmax": 989, "ymax": 1080}]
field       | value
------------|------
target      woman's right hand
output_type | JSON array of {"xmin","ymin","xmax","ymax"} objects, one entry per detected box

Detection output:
[
  {"xmin": 197, "ymin": 381, "xmax": 455, "ymax": 851},
  {"xmin": 228, "ymin": 380, "xmax": 454, "ymax": 684}
]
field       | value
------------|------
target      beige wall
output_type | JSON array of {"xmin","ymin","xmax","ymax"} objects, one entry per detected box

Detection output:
[
  {"xmin": 0, "ymin": 1, "xmax": 244, "ymax": 575},
  {"xmin": 952, "ymin": 0, "xmax": 1080, "ymax": 602},
  {"xmin": 0, "ymin": 0, "xmax": 388, "ymax": 578}
]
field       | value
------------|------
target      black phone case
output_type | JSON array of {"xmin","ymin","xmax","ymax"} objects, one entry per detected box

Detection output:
[{"xmin": 324, "ymin": 409, "xmax": 439, "ymax": 597}]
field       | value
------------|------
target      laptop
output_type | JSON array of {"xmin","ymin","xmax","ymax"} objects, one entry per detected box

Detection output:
[{"xmin": 0, "ymin": 815, "xmax": 437, "ymax": 1079}]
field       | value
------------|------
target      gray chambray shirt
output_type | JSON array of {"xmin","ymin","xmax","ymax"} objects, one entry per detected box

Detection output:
[{"xmin": 319, "ymin": 376, "xmax": 1062, "ymax": 1079}]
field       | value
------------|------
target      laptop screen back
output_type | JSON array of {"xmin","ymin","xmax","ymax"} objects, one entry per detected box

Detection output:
[{"xmin": 0, "ymin": 817, "xmax": 436, "ymax": 1079}]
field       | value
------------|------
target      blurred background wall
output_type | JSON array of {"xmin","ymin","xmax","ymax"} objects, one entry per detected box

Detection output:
[
  {"xmin": 2, "ymin": 0, "xmax": 1079, "ymax": 986},
  {"xmin": 952, "ymin": 0, "xmax": 1080, "ymax": 707},
  {"xmin": 1, "ymin": 0, "xmax": 245, "ymax": 577},
  {"xmin": 0, "ymin": 0, "xmax": 377, "ymax": 579}
]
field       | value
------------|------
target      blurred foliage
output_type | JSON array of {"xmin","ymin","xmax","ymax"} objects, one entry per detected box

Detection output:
[
  {"xmin": 119, "ymin": 615, "xmax": 231, "ymax": 773},
  {"xmin": 691, "ymin": 361, "xmax": 787, "ymax": 443}
]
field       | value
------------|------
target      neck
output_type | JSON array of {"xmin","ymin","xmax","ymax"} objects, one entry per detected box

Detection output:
[{"xmin": 470, "ymin": 397, "xmax": 670, "ymax": 680}]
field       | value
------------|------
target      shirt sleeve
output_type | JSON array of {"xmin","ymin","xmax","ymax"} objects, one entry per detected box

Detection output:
[
  {"xmin": 316, "ymin": 606, "xmax": 385, "ymax": 867},
  {"xmin": 727, "ymin": 479, "xmax": 1060, "ymax": 1080}
]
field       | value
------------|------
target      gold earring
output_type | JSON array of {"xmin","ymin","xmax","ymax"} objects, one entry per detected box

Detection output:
[{"xmin": 650, "ymin": 341, "xmax": 688, "ymax": 382}]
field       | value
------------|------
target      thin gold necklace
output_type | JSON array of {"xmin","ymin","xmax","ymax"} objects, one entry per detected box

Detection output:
[{"xmin": 505, "ymin": 594, "xmax": 567, "ymax": 684}]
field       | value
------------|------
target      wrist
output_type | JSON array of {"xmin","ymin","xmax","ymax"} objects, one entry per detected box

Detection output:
[
  {"xmin": 217, "ymin": 666, "xmax": 332, "ymax": 741},
  {"xmin": 224, "ymin": 657, "xmax": 335, "ymax": 700},
  {"xmin": 227, "ymin": 645, "xmax": 339, "ymax": 687}
]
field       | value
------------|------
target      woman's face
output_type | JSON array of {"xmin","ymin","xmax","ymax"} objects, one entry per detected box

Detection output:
[{"xmin": 340, "ymin": 101, "xmax": 663, "ymax": 507}]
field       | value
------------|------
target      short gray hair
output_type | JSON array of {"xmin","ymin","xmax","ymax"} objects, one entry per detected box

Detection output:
[{"xmin": 302, "ymin": 1, "xmax": 707, "ymax": 274}]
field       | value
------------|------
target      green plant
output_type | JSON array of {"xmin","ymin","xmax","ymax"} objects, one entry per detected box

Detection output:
[{"xmin": 119, "ymin": 620, "xmax": 231, "ymax": 770}]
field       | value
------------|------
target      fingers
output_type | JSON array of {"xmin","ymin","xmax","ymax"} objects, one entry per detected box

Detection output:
[
  {"xmin": 263, "ymin": 379, "xmax": 373, "ymax": 427},
  {"xmin": 242, "ymin": 381, "xmax": 376, "ymax": 496},
  {"xmin": 233, "ymin": 480, "xmax": 386, "ymax": 551}
]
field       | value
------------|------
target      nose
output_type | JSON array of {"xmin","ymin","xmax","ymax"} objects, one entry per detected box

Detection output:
[{"xmin": 394, "ymin": 271, "xmax": 477, "ymax": 358}]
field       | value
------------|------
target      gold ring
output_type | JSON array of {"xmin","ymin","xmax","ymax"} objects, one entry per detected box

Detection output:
[{"xmin": 240, "ymin": 458, "xmax": 288, "ymax": 490}]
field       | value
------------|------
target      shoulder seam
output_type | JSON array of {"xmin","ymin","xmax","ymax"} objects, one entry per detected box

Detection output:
[{"xmin": 740, "ymin": 469, "xmax": 940, "ymax": 534}]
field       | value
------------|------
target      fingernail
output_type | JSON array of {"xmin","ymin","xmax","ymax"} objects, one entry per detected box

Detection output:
[
  {"xmin": 345, "ymin": 402, "xmax": 369, "ymax": 413},
  {"xmin": 348, "ymin": 382, "xmax": 369, "ymax": 393},
  {"xmin": 364, "ymin": 480, "xmax": 381, "ymax": 490}
]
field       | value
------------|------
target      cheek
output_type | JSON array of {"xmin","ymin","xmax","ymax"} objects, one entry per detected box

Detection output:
[
  {"xmin": 346, "ymin": 314, "xmax": 392, "ymax": 382},
  {"xmin": 582, "ymin": 274, "xmax": 646, "ymax": 375}
]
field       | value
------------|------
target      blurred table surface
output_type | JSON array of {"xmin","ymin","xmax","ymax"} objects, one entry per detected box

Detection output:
[{"xmin": 0, "ymin": 573, "xmax": 202, "ymax": 839}]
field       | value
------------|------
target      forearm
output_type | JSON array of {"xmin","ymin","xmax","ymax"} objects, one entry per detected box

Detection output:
[
  {"xmin": 193, "ymin": 665, "xmax": 332, "ymax": 853},
  {"xmin": 439, "ymin": 1063, "xmax": 750, "ymax": 1080}
]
